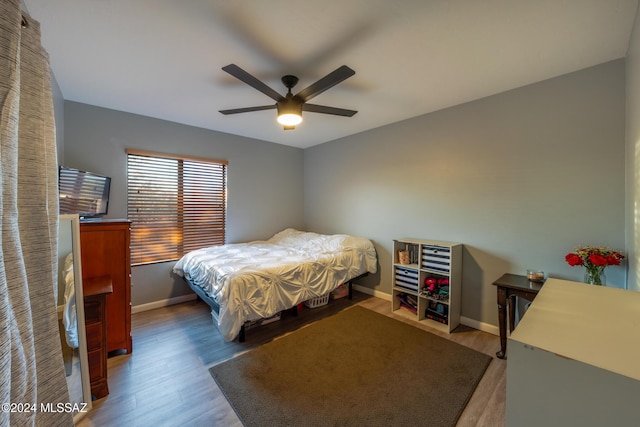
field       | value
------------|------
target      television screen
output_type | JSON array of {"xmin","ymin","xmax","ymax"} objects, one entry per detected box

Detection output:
[{"xmin": 59, "ymin": 166, "xmax": 111, "ymax": 218}]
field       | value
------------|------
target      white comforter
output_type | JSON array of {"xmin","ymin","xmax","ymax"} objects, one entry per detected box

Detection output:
[{"xmin": 173, "ymin": 228, "xmax": 377, "ymax": 341}]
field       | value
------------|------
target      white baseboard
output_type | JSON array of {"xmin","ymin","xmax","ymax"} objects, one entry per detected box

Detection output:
[
  {"xmin": 460, "ymin": 316, "xmax": 499, "ymax": 336},
  {"xmin": 131, "ymin": 294, "xmax": 197, "ymax": 314},
  {"xmin": 356, "ymin": 286, "xmax": 499, "ymax": 336},
  {"xmin": 353, "ymin": 284, "xmax": 392, "ymax": 301}
]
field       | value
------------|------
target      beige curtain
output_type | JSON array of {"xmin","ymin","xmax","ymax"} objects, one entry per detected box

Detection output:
[{"xmin": 0, "ymin": 1, "xmax": 72, "ymax": 426}]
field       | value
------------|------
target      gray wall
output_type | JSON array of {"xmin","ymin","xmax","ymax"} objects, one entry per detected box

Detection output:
[
  {"xmin": 63, "ymin": 102, "xmax": 304, "ymax": 306},
  {"xmin": 51, "ymin": 72, "xmax": 64, "ymax": 164},
  {"xmin": 304, "ymin": 60, "xmax": 626, "ymax": 329},
  {"xmin": 626, "ymin": 5, "xmax": 640, "ymax": 292}
]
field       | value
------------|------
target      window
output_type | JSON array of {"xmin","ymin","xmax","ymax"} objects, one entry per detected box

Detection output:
[{"xmin": 126, "ymin": 149, "xmax": 227, "ymax": 265}]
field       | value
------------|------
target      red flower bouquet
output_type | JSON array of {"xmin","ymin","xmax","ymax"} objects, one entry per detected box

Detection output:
[{"xmin": 564, "ymin": 245, "xmax": 624, "ymax": 285}]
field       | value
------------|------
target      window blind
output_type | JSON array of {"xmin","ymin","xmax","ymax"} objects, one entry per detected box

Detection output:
[{"xmin": 126, "ymin": 149, "xmax": 227, "ymax": 265}]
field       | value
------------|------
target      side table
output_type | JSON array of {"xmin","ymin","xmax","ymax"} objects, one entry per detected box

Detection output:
[
  {"xmin": 492, "ymin": 273, "xmax": 544, "ymax": 359},
  {"xmin": 83, "ymin": 275, "xmax": 113, "ymax": 399}
]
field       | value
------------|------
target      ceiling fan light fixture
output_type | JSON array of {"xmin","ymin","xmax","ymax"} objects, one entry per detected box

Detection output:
[{"xmin": 277, "ymin": 98, "xmax": 302, "ymax": 126}]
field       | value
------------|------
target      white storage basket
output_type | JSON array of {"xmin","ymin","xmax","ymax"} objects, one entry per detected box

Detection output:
[{"xmin": 304, "ymin": 293, "xmax": 330, "ymax": 308}]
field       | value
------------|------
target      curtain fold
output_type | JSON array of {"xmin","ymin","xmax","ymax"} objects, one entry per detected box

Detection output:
[{"xmin": 0, "ymin": 1, "xmax": 72, "ymax": 425}]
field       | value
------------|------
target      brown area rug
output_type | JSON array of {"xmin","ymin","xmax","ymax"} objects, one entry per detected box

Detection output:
[{"xmin": 209, "ymin": 306, "xmax": 492, "ymax": 427}]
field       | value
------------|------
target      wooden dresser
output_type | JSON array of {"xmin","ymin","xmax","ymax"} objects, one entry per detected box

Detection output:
[
  {"xmin": 83, "ymin": 276, "xmax": 112, "ymax": 399},
  {"xmin": 80, "ymin": 219, "xmax": 132, "ymax": 354}
]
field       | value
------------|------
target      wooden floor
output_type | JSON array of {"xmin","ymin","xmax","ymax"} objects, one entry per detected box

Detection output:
[{"xmin": 77, "ymin": 292, "xmax": 506, "ymax": 427}]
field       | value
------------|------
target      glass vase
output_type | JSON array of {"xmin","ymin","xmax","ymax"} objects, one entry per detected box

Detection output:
[{"xmin": 584, "ymin": 269, "xmax": 606, "ymax": 286}]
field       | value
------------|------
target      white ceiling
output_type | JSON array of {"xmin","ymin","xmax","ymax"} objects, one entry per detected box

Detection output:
[{"xmin": 24, "ymin": 0, "xmax": 639, "ymax": 149}]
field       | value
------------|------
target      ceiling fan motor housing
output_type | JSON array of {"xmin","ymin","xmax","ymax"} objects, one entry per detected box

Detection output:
[{"xmin": 281, "ymin": 75, "xmax": 299, "ymax": 91}]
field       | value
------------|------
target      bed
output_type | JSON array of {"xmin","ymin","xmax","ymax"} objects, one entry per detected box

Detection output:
[
  {"xmin": 172, "ymin": 228, "xmax": 377, "ymax": 341},
  {"xmin": 62, "ymin": 252, "xmax": 79, "ymax": 349}
]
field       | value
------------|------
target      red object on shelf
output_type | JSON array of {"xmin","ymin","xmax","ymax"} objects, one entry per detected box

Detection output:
[{"xmin": 399, "ymin": 304, "xmax": 417, "ymax": 314}]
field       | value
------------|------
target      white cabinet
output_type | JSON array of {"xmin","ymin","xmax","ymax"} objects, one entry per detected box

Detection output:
[
  {"xmin": 507, "ymin": 279, "xmax": 640, "ymax": 426},
  {"xmin": 391, "ymin": 238, "xmax": 462, "ymax": 333}
]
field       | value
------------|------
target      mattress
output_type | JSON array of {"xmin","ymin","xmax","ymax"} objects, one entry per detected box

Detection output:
[{"xmin": 173, "ymin": 228, "xmax": 377, "ymax": 341}]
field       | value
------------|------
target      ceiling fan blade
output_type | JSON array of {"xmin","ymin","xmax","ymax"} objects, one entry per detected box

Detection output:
[
  {"xmin": 295, "ymin": 65, "xmax": 355, "ymax": 102},
  {"xmin": 219, "ymin": 105, "xmax": 276, "ymax": 115},
  {"xmin": 302, "ymin": 103, "xmax": 357, "ymax": 117},
  {"xmin": 222, "ymin": 64, "xmax": 284, "ymax": 102}
]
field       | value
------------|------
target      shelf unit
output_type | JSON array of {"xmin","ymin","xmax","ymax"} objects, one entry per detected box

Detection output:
[{"xmin": 391, "ymin": 238, "xmax": 462, "ymax": 333}]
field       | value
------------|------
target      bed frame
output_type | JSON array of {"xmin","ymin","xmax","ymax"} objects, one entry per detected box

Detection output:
[{"xmin": 184, "ymin": 277, "xmax": 353, "ymax": 342}]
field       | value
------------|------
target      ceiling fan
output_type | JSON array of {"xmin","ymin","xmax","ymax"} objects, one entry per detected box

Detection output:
[{"xmin": 219, "ymin": 64, "xmax": 357, "ymax": 130}]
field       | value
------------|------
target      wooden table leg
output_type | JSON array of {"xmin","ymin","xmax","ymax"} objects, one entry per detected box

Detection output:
[
  {"xmin": 508, "ymin": 295, "xmax": 517, "ymax": 334},
  {"xmin": 496, "ymin": 287, "xmax": 507, "ymax": 359}
]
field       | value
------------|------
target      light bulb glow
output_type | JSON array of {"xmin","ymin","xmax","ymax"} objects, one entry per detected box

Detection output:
[{"xmin": 277, "ymin": 113, "xmax": 302, "ymax": 126}]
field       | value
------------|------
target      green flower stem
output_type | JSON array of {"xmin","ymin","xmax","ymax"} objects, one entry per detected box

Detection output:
[{"xmin": 585, "ymin": 266, "xmax": 605, "ymax": 285}]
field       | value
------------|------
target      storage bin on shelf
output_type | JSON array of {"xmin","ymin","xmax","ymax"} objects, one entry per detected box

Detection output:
[
  {"xmin": 394, "ymin": 265, "xmax": 419, "ymax": 292},
  {"xmin": 304, "ymin": 293, "xmax": 330, "ymax": 308},
  {"xmin": 421, "ymin": 245, "xmax": 451, "ymax": 273}
]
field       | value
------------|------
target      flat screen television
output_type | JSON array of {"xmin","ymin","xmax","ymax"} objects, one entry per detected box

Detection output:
[{"xmin": 59, "ymin": 166, "xmax": 111, "ymax": 218}]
